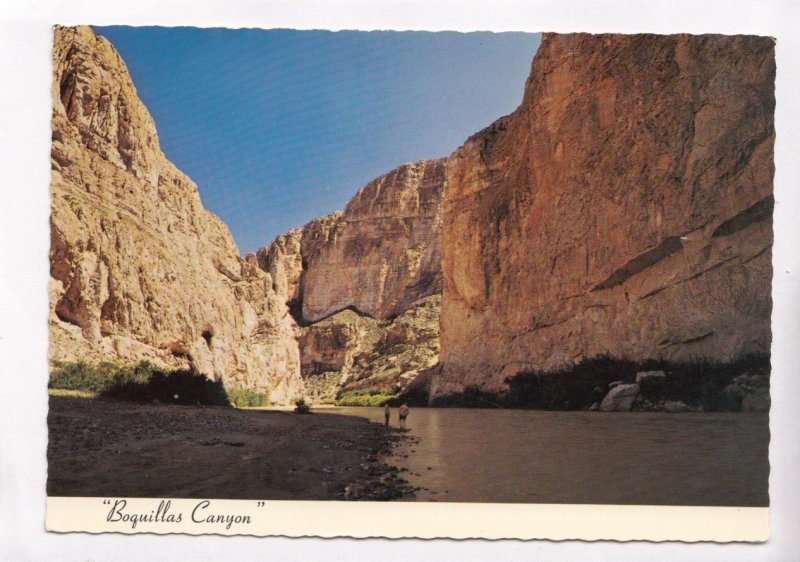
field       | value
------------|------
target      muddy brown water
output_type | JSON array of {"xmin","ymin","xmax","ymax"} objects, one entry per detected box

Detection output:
[{"xmin": 335, "ymin": 407, "xmax": 769, "ymax": 506}]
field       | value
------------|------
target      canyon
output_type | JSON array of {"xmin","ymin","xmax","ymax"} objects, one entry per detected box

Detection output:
[{"xmin": 49, "ymin": 28, "xmax": 774, "ymax": 407}]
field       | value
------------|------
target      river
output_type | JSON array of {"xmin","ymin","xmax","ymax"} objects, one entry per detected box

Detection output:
[{"xmin": 335, "ymin": 407, "xmax": 769, "ymax": 506}]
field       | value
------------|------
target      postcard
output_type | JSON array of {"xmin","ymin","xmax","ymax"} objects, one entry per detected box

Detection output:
[{"xmin": 44, "ymin": 23, "xmax": 773, "ymax": 541}]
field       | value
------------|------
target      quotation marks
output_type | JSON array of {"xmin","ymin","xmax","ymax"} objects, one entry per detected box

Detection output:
[
  {"xmin": 256, "ymin": 501, "xmax": 265, "ymax": 507},
  {"xmin": 103, "ymin": 499, "xmax": 111, "ymax": 505}
]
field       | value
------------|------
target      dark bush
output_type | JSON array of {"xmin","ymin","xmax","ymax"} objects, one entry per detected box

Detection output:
[
  {"xmin": 504, "ymin": 353, "xmax": 770, "ymax": 411},
  {"xmin": 294, "ymin": 398, "xmax": 311, "ymax": 414},
  {"xmin": 49, "ymin": 361, "xmax": 235, "ymax": 406},
  {"xmin": 504, "ymin": 355, "xmax": 654, "ymax": 410},
  {"xmin": 429, "ymin": 385, "xmax": 505, "ymax": 408},
  {"xmin": 100, "ymin": 364, "xmax": 229, "ymax": 405}
]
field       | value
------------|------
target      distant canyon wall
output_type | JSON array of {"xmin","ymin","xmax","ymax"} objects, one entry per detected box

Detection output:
[
  {"xmin": 260, "ymin": 159, "xmax": 446, "ymax": 323},
  {"xmin": 433, "ymin": 33, "xmax": 774, "ymax": 397},
  {"xmin": 49, "ymin": 26, "xmax": 303, "ymax": 403},
  {"xmin": 258, "ymin": 160, "xmax": 446, "ymax": 398}
]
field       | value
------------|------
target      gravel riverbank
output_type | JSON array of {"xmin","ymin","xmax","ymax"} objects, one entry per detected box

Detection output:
[{"xmin": 47, "ymin": 395, "xmax": 413, "ymax": 501}]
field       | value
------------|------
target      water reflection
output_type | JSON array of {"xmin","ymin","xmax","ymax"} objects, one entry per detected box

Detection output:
[{"xmin": 335, "ymin": 407, "xmax": 769, "ymax": 506}]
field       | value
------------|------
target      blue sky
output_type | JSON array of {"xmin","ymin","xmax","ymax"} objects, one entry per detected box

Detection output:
[{"xmin": 93, "ymin": 26, "xmax": 541, "ymax": 254}]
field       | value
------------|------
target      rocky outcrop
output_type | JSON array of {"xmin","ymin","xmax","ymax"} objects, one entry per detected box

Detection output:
[
  {"xmin": 599, "ymin": 383, "xmax": 640, "ymax": 412},
  {"xmin": 434, "ymin": 33, "xmax": 774, "ymax": 398},
  {"xmin": 298, "ymin": 296, "xmax": 440, "ymax": 403},
  {"xmin": 719, "ymin": 372, "xmax": 771, "ymax": 412},
  {"xmin": 49, "ymin": 26, "xmax": 304, "ymax": 403}
]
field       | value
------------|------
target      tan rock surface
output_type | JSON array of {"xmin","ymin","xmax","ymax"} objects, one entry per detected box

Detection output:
[
  {"xmin": 257, "ymin": 161, "xmax": 446, "ymax": 400},
  {"xmin": 298, "ymin": 296, "xmax": 441, "ymax": 403},
  {"xmin": 49, "ymin": 26, "xmax": 304, "ymax": 404},
  {"xmin": 299, "ymin": 159, "xmax": 446, "ymax": 322},
  {"xmin": 434, "ymin": 33, "xmax": 774, "ymax": 397},
  {"xmin": 256, "ymin": 211, "xmax": 342, "ymax": 318}
]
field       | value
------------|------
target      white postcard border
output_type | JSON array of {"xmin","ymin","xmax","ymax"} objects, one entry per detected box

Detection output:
[
  {"xmin": 46, "ymin": 497, "xmax": 768, "ymax": 542},
  {"xmin": 2, "ymin": 0, "xmax": 799, "ymax": 559}
]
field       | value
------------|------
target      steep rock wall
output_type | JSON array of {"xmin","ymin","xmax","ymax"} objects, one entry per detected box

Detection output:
[
  {"xmin": 256, "ymin": 211, "xmax": 342, "ymax": 321},
  {"xmin": 258, "ymin": 160, "xmax": 446, "ymax": 400},
  {"xmin": 49, "ymin": 26, "xmax": 304, "ymax": 403},
  {"xmin": 299, "ymin": 159, "xmax": 446, "ymax": 322},
  {"xmin": 434, "ymin": 33, "xmax": 774, "ymax": 397}
]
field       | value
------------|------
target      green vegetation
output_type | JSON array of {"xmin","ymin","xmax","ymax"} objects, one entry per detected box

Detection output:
[
  {"xmin": 48, "ymin": 360, "xmax": 269, "ymax": 407},
  {"xmin": 428, "ymin": 385, "xmax": 505, "ymax": 408},
  {"xmin": 48, "ymin": 360, "xmax": 122, "ymax": 393},
  {"xmin": 335, "ymin": 385, "xmax": 400, "ymax": 407},
  {"xmin": 225, "ymin": 386, "xmax": 271, "ymax": 408}
]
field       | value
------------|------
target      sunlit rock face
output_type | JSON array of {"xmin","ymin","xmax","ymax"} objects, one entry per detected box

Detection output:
[
  {"xmin": 297, "ymin": 295, "xmax": 440, "ymax": 403},
  {"xmin": 433, "ymin": 33, "xmax": 775, "ymax": 398},
  {"xmin": 299, "ymin": 159, "xmax": 447, "ymax": 323},
  {"xmin": 49, "ymin": 26, "xmax": 304, "ymax": 404},
  {"xmin": 258, "ymin": 160, "xmax": 446, "ymax": 400}
]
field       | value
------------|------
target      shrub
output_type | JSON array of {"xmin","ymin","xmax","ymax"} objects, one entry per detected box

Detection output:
[
  {"xmin": 101, "ymin": 364, "xmax": 229, "ymax": 405},
  {"xmin": 334, "ymin": 385, "xmax": 401, "ymax": 407},
  {"xmin": 294, "ymin": 398, "xmax": 311, "ymax": 414},
  {"xmin": 429, "ymin": 385, "xmax": 504, "ymax": 408},
  {"xmin": 225, "ymin": 387, "xmax": 270, "ymax": 408},
  {"xmin": 49, "ymin": 361, "xmax": 230, "ymax": 406},
  {"xmin": 504, "ymin": 353, "xmax": 771, "ymax": 411},
  {"xmin": 48, "ymin": 361, "xmax": 121, "ymax": 393}
]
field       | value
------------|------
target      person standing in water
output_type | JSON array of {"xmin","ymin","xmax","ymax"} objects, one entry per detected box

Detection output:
[
  {"xmin": 398, "ymin": 403, "xmax": 410, "ymax": 429},
  {"xmin": 384, "ymin": 403, "xmax": 391, "ymax": 428}
]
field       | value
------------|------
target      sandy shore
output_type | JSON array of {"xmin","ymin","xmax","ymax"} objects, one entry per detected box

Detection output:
[{"xmin": 47, "ymin": 395, "xmax": 412, "ymax": 500}]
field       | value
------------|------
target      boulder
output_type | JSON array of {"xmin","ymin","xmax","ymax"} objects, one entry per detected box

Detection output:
[
  {"xmin": 636, "ymin": 371, "xmax": 666, "ymax": 383},
  {"xmin": 600, "ymin": 383, "xmax": 640, "ymax": 412},
  {"xmin": 742, "ymin": 388, "xmax": 771, "ymax": 413}
]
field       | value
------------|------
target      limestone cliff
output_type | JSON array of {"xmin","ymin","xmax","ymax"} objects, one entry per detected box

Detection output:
[
  {"xmin": 256, "ymin": 211, "xmax": 342, "ymax": 322},
  {"xmin": 299, "ymin": 159, "xmax": 446, "ymax": 322},
  {"xmin": 434, "ymin": 33, "xmax": 774, "ymax": 397},
  {"xmin": 49, "ymin": 26, "xmax": 304, "ymax": 403},
  {"xmin": 259, "ymin": 160, "xmax": 446, "ymax": 400}
]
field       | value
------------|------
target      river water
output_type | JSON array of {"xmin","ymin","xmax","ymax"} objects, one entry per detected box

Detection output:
[{"xmin": 335, "ymin": 407, "xmax": 769, "ymax": 506}]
